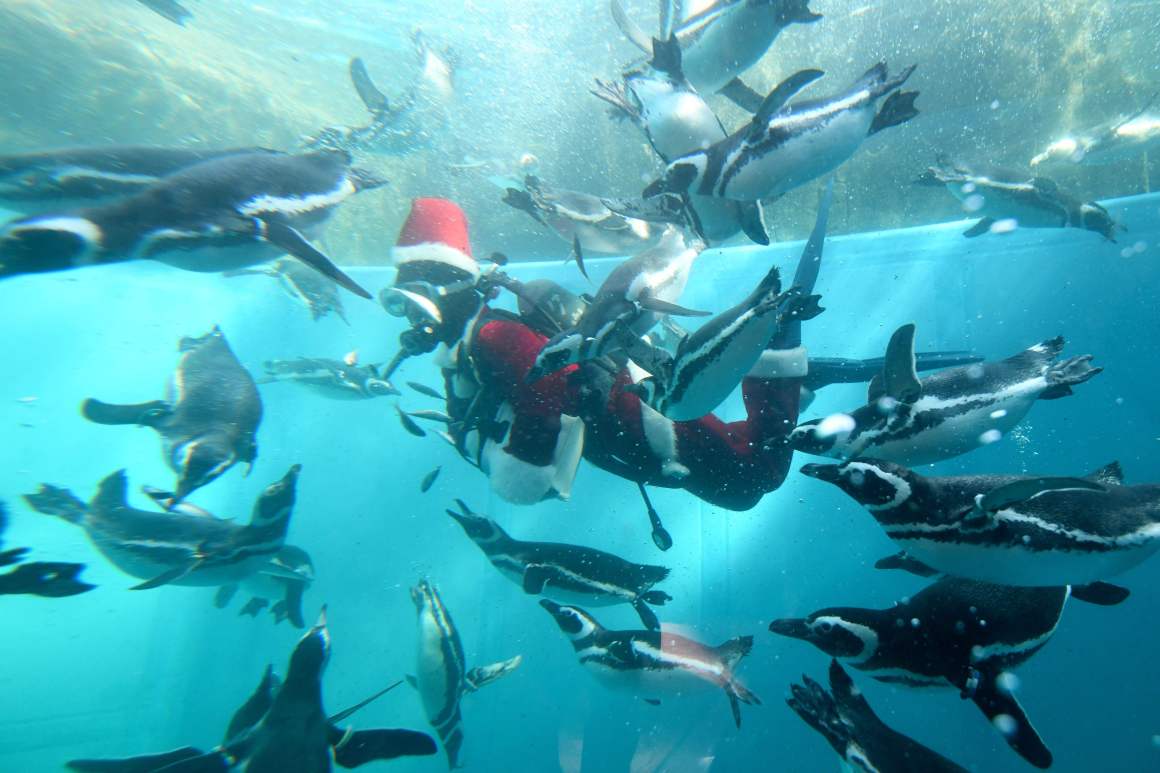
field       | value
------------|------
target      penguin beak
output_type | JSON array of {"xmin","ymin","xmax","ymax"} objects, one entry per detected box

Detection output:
[
  {"xmin": 769, "ymin": 618, "xmax": 810, "ymax": 640},
  {"xmin": 539, "ymin": 599, "xmax": 562, "ymax": 614},
  {"xmin": 800, "ymin": 463, "xmax": 841, "ymax": 483}
]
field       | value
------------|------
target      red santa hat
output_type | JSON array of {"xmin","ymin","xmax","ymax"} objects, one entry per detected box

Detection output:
[{"xmin": 391, "ymin": 197, "xmax": 480, "ymax": 278}]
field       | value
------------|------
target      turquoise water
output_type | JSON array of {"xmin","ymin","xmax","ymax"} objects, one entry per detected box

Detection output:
[{"xmin": 2, "ymin": 191, "xmax": 1158, "ymax": 771}]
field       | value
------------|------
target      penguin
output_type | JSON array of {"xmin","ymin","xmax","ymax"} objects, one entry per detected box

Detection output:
[
  {"xmin": 770, "ymin": 576, "xmax": 1128, "ymax": 769},
  {"xmin": 626, "ymin": 178, "xmax": 830, "ymax": 420},
  {"xmin": 446, "ymin": 499, "xmax": 673, "ymax": 629},
  {"xmin": 0, "ymin": 499, "xmax": 94, "ymax": 597},
  {"xmin": 611, "ymin": 0, "xmax": 821, "ymax": 109},
  {"xmin": 260, "ymin": 356, "xmax": 399, "ymax": 400},
  {"xmin": 790, "ymin": 326, "xmax": 1103, "ymax": 466},
  {"xmin": 1031, "ymin": 98, "xmax": 1160, "ymax": 167},
  {"xmin": 788, "ymin": 659, "xmax": 969, "ymax": 773},
  {"xmin": 539, "ymin": 600, "xmax": 760, "ymax": 728},
  {"xmin": 801, "ymin": 457, "xmax": 1160, "ymax": 587},
  {"xmin": 302, "ymin": 32, "xmax": 455, "ymax": 157},
  {"xmin": 67, "ymin": 610, "xmax": 437, "ymax": 772},
  {"xmin": 643, "ymin": 63, "xmax": 918, "ymax": 203},
  {"xmin": 24, "ymin": 465, "xmax": 301, "ymax": 590},
  {"xmin": 0, "ymin": 149, "xmax": 382, "ymax": 299},
  {"xmin": 82, "ymin": 326, "xmax": 262, "ymax": 504},
  {"xmin": 592, "ymin": 35, "xmax": 768, "ymax": 244},
  {"xmin": 225, "ymin": 258, "xmax": 349, "ymax": 324},
  {"xmin": 134, "ymin": 0, "xmax": 192, "ymax": 26},
  {"xmin": 917, "ymin": 159, "xmax": 1118, "ymax": 240},
  {"xmin": 501, "ymin": 175, "xmax": 667, "ymax": 255},
  {"xmin": 0, "ymin": 146, "xmax": 269, "ymax": 212},
  {"xmin": 411, "ymin": 579, "xmax": 522, "ymax": 768},
  {"xmin": 527, "ymin": 227, "xmax": 706, "ymax": 383}
]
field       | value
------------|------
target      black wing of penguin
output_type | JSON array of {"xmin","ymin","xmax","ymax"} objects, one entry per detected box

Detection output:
[
  {"xmin": 67, "ymin": 610, "xmax": 436, "ymax": 773},
  {"xmin": 0, "ymin": 499, "xmax": 94, "ymax": 597}
]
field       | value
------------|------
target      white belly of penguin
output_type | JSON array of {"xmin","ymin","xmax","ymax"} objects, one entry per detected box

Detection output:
[
  {"xmin": 640, "ymin": 90, "xmax": 726, "ymax": 160},
  {"xmin": 950, "ymin": 186, "xmax": 1068, "ymax": 228},
  {"xmin": 493, "ymin": 561, "xmax": 630, "ymax": 607},
  {"xmin": 895, "ymin": 532, "xmax": 1160, "ymax": 586},
  {"xmin": 581, "ymin": 652, "xmax": 724, "ymax": 695},
  {"xmin": 416, "ymin": 613, "xmax": 462, "ymax": 721},
  {"xmin": 722, "ymin": 108, "xmax": 873, "ymax": 200},
  {"xmin": 91, "ymin": 534, "xmax": 268, "ymax": 586}
]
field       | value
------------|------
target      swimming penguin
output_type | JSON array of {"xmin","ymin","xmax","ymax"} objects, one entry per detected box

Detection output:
[
  {"xmin": 502, "ymin": 175, "xmax": 668, "ymax": 255},
  {"xmin": 539, "ymin": 600, "xmax": 760, "ymax": 728},
  {"xmin": 226, "ymin": 257, "xmax": 350, "ymax": 324},
  {"xmin": 788, "ymin": 659, "xmax": 969, "ymax": 773},
  {"xmin": 515, "ymin": 278, "xmax": 588, "ymax": 337},
  {"xmin": 24, "ymin": 465, "xmax": 301, "ymax": 590},
  {"xmin": 82, "ymin": 326, "xmax": 262, "ymax": 504},
  {"xmin": 1031, "ymin": 97, "xmax": 1160, "ymax": 167},
  {"xmin": 0, "ymin": 499, "xmax": 94, "ymax": 597},
  {"xmin": 446, "ymin": 499, "xmax": 673, "ymax": 629},
  {"xmin": 917, "ymin": 159, "xmax": 1118, "ymax": 240},
  {"xmin": 0, "ymin": 149, "xmax": 382, "ymax": 298},
  {"xmin": 644, "ymin": 63, "xmax": 918, "ymax": 203},
  {"xmin": 68, "ymin": 610, "xmax": 437, "ymax": 772},
  {"xmin": 802, "ymin": 457, "xmax": 1160, "ymax": 587},
  {"xmin": 528, "ymin": 228, "xmax": 706, "ymax": 382},
  {"xmin": 411, "ymin": 579, "xmax": 522, "ymax": 768},
  {"xmin": 134, "ymin": 0, "xmax": 192, "ymax": 26},
  {"xmin": 626, "ymin": 181, "xmax": 830, "ymax": 420},
  {"xmin": 303, "ymin": 32, "xmax": 455, "ymax": 157},
  {"xmin": 611, "ymin": 0, "xmax": 821, "ymax": 109},
  {"xmin": 0, "ymin": 146, "xmax": 269, "ymax": 212},
  {"xmin": 260, "ymin": 356, "xmax": 399, "ymax": 400},
  {"xmin": 593, "ymin": 36, "xmax": 768, "ymax": 244},
  {"xmin": 790, "ymin": 327, "xmax": 1103, "ymax": 466},
  {"xmin": 770, "ymin": 575, "xmax": 1129, "ymax": 769},
  {"xmin": 213, "ymin": 543, "xmax": 315, "ymax": 628}
]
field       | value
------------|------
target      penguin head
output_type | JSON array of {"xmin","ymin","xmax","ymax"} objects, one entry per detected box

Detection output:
[
  {"xmin": 410, "ymin": 578, "xmax": 441, "ymax": 614},
  {"xmin": 251, "ymin": 465, "xmax": 301, "ymax": 527},
  {"xmin": 0, "ymin": 215, "xmax": 101, "ymax": 276},
  {"xmin": 787, "ymin": 419, "xmax": 837, "ymax": 455},
  {"xmin": 1079, "ymin": 202, "xmax": 1118, "ymax": 242},
  {"xmin": 287, "ymin": 606, "xmax": 331, "ymax": 682},
  {"xmin": 801, "ymin": 459, "xmax": 928, "ymax": 514},
  {"xmin": 770, "ymin": 610, "xmax": 879, "ymax": 660},
  {"xmin": 624, "ymin": 377, "xmax": 664, "ymax": 408},
  {"xmin": 517, "ymin": 279, "xmax": 586, "ymax": 337},
  {"xmin": 539, "ymin": 599, "xmax": 601, "ymax": 641},
  {"xmin": 445, "ymin": 502, "xmax": 507, "ymax": 545},
  {"xmin": 526, "ymin": 332, "xmax": 583, "ymax": 384},
  {"xmin": 173, "ymin": 437, "xmax": 238, "ymax": 503}
]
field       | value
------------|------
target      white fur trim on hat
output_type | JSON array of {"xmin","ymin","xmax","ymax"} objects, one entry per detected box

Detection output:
[
  {"xmin": 748, "ymin": 346, "xmax": 808, "ymax": 379},
  {"xmin": 392, "ymin": 242, "xmax": 480, "ymax": 277}
]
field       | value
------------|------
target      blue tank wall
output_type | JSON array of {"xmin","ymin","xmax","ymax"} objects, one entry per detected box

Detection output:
[{"xmin": 1, "ymin": 193, "xmax": 1158, "ymax": 772}]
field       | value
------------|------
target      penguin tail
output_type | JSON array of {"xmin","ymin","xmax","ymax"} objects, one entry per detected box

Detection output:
[
  {"xmin": 868, "ymin": 89, "xmax": 920, "ymax": 135},
  {"xmin": 81, "ymin": 398, "xmax": 171, "ymax": 428},
  {"xmin": 23, "ymin": 484, "xmax": 88, "ymax": 525},
  {"xmin": 281, "ymin": 575, "xmax": 308, "ymax": 628}
]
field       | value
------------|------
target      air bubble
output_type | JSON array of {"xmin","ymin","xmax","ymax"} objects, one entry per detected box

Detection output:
[
  {"xmin": 961, "ymin": 182, "xmax": 977, "ymax": 194},
  {"xmin": 990, "ymin": 218, "xmax": 1018, "ymax": 234},
  {"xmin": 997, "ymin": 672, "xmax": 1021, "ymax": 694},
  {"xmin": 963, "ymin": 194, "xmax": 985, "ymax": 212},
  {"xmin": 989, "ymin": 409, "xmax": 1008, "ymax": 419},
  {"xmin": 993, "ymin": 713, "xmax": 1018, "ymax": 737},
  {"xmin": 966, "ymin": 364, "xmax": 985, "ymax": 381},
  {"xmin": 817, "ymin": 413, "xmax": 856, "ymax": 437},
  {"xmin": 979, "ymin": 429, "xmax": 1002, "ymax": 445},
  {"xmin": 990, "ymin": 99, "xmax": 1001, "ymax": 110},
  {"xmin": 910, "ymin": 617, "xmax": 920, "ymax": 628}
]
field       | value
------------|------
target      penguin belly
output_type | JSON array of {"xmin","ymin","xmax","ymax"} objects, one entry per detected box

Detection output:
[
  {"xmin": 679, "ymin": 9, "xmax": 779, "ymax": 94},
  {"xmin": 89, "ymin": 532, "xmax": 271, "ymax": 587},
  {"xmin": 949, "ymin": 186, "xmax": 1068, "ymax": 229},
  {"xmin": 640, "ymin": 89, "xmax": 726, "ymax": 158},
  {"xmin": 150, "ymin": 240, "xmax": 286, "ymax": 273},
  {"xmin": 724, "ymin": 108, "xmax": 873, "ymax": 200},
  {"xmin": 894, "ymin": 532, "xmax": 1160, "ymax": 587},
  {"xmin": 582, "ymin": 658, "xmax": 722, "ymax": 697},
  {"xmin": 415, "ymin": 613, "xmax": 462, "ymax": 726}
]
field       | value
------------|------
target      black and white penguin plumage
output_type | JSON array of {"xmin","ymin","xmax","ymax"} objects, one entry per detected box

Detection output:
[
  {"xmin": 0, "ymin": 145, "xmax": 269, "ymax": 211},
  {"xmin": 527, "ymin": 228, "xmax": 705, "ymax": 383},
  {"xmin": 225, "ymin": 257, "xmax": 350, "ymax": 324},
  {"xmin": 0, "ymin": 149, "xmax": 382, "ymax": 298},
  {"xmin": 24, "ymin": 465, "xmax": 301, "ymax": 590},
  {"xmin": 788, "ymin": 659, "xmax": 969, "ymax": 773},
  {"xmin": 802, "ymin": 457, "xmax": 1160, "ymax": 587},
  {"xmin": 917, "ymin": 158, "xmax": 1119, "ymax": 241},
  {"xmin": 411, "ymin": 579, "xmax": 522, "ymax": 768},
  {"xmin": 446, "ymin": 499, "xmax": 672, "ymax": 629},
  {"xmin": 770, "ymin": 576, "xmax": 1126, "ymax": 768},
  {"xmin": 790, "ymin": 326, "xmax": 1102, "ymax": 466},
  {"xmin": 67, "ymin": 610, "xmax": 437, "ymax": 772},
  {"xmin": 539, "ymin": 600, "xmax": 760, "ymax": 728},
  {"xmin": 643, "ymin": 63, "xmax": 918, "ymax": 203},
  {"xmin": 82, "ymin": 326, "xmax": 262, "ymax": 504},
  {"xmin": 260, "ymin": 356, "xmax": 399, "ymax": 400},
  {"xmin": 0, "ymin": 499, "xmax": 94, "ymax": 597}
]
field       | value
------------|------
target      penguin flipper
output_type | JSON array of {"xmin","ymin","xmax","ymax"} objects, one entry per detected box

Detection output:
[
  {"xmin": 66, "ymin": 747, "xmax": 206, "ymax": 772},
  {"xmin": 328, "ymin": 680, "xmax": 405, "ymax": 725},
  {"xmin": 331, "ymin": 728, "xmax": 437, "ymax": 767},
  {"xmin": 610, "ymin": 0, "xmax": 653, "ymax": 53},
  {"xmin": 962, "ymin": 218, "xmax": 994, "ymax": 238},
  {"xmin": 976, "ymin": 477, "xmax": 1105, "ymax": 516},
  {"xmin": 131, "ymin": 558, "xmax": 204, "ymax": 590},
  {"xmin": 718, "ymin": 78, "xmax": 764, "ymax": 113},
  {"xmin": 0, "ymin": 561, "xmax": 95, "ymax": 597},
  {"xmin": 81, "ymin": 398, "xmax": 171, "ymax": 428},
  {"xmin": 970, "ymin": 673, "xmax": 1053, "ymax": 769},
  {"xmin": 521, "ymin": 564, "xmax": 555, "ymax": 594},
  {"xmin": 873, "ymin": 551, "xmax": 940, "ymax": 577},
  {"xmin": 632, "ymin": 598, "xmax": 661, "ymax": 630},
  {"xmin": 349, "ymin": 58, "xmax": 390, "ymax": 113},
  {"xmin": 1070, "ymin": 581, "xmax": 1130, "ymax": 606},
  {"xmin": 142, "ymin": 751, "xmax": 230, "ymax": 773},
  {"xmin": 464, "ymin": 655, "xmax": 522, "ymax": 693},
  {"xmin": 281, "ymin": 576, "xmax": 307, "ymax": 628},
  {"xmin": 223, "ymin": 665, "xmax": 279, "ymax": 743},
  {"xmin": 881, "ymin": 322, "xmax": 922, "ymax": 403},
  {"xmin": 748, "ymin": 69, "xmax": 826, "ymax": 141},
  {"xmin": 213, "ymin": 584, "xmax": 238, "ymax": 609},
  {"xmin": 637, "ymin": 296, "xmax": 710, "ymax": 317},
  {"xmin": 736, "ymin": 200, "xmax": 769, "ymax": 245},
  {"xmin": 260, "ymin": 220, "xmax": 371, "ymax": 300}
]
